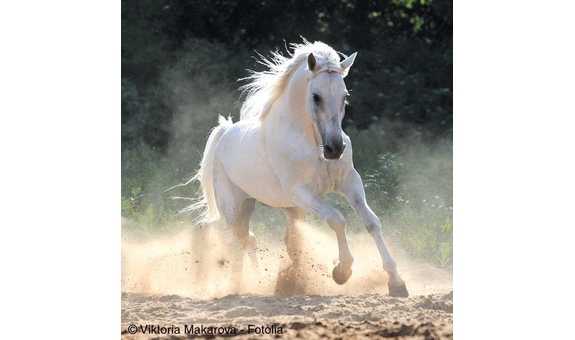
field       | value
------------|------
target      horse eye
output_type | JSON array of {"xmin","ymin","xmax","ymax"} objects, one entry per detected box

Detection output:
[{"xmin": 312, "ymin": 94, "xmax": 321, "ymax": 103}]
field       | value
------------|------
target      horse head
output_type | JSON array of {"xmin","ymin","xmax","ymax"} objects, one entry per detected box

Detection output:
[{"xmin": 305, "ymin": 52, "xmax": 357, "ymax": 160}]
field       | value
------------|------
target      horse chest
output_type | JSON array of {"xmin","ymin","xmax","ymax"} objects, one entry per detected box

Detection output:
[
  {"xmin": 316, "ymin": 161, "xmax": 347, "ymax": 194},
  {"xmin": 293, "ymin": 157, "xmax": 345, "ymax": 196}
]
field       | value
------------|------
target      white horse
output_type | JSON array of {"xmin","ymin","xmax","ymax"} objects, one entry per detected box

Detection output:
[{"xmin": 190, "ymin": 40, "xmax": 408, "ymax": 297}]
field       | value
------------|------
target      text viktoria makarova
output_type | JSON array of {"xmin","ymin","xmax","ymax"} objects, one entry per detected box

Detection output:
[{"xmin": 137, "ymin": 324, "xmax": 284, "ymax": 335}]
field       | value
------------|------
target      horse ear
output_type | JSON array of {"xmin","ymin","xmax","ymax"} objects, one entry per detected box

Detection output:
[
  {"xmin": 307, "ymin": 53, "xmax": 317, "ymax": 71},
  {"xmin": 340, "ymin": 52, "xmax": 357, "ymax": 73}
]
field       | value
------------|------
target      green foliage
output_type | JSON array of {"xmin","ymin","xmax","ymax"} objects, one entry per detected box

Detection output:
[
  {"xmin": 363, "ymin": 153, "xmax": 404, "ymax": 213},
  {"xmin": 437, "ymin": 217, "xmax": 453, "ymax": 266},
  {"xmin": 388, "ymin": 138, "xmax": 453, "ymax": 265}
]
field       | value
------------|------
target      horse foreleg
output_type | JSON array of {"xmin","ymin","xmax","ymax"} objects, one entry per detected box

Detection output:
[
  {"xmin": 338, "ymin": 169, "xmax": 409, "ymax": 297},
  {"xmin": 290, "ymin": 186, "xmax": 354, "ymax": 285}
]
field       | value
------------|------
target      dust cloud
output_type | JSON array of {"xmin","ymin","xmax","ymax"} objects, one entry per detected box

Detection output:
[{"xmin": 121, "ymin": 218, "xmax": 452, "ymax": 299}]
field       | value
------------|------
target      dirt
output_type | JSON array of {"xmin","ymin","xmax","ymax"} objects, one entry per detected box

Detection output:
[{"xmin": 121, "ymin": 219, "xmax": 453, "ymax": 339}]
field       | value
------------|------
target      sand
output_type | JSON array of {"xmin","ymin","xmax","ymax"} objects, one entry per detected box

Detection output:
[{"xmin": 121, "ymin": 219, "xmax": 453, "ymax": 339}]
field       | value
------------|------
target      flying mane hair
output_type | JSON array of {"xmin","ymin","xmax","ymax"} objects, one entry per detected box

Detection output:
[{"xmin": 239, "ymin": 39, "xmax": 349, "ymax": 122}]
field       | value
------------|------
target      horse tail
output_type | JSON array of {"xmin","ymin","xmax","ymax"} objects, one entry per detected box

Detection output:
[{"xmin": 186, "ymin": 115, "xmax": 233, "ymax": 224}]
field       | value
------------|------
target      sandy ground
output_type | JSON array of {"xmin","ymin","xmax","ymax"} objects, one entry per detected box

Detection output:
[{"xmin": 121, "ymin": 219, "xmax": 453, "ymax": 339}]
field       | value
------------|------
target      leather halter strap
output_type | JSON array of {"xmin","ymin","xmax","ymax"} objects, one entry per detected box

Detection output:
[{"xmin": 310, "ymin": 63, "xmax": 344, "ymax": 79}]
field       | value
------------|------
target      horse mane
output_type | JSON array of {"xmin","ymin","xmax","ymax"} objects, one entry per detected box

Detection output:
[{"xmin": 239, "ymin": 39, "xmax": 346, "ymax": 122}]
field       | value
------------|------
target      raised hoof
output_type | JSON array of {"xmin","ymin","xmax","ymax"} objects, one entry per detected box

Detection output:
[
  {"xmin": 388, "ymin": 283, "xmax": 409, "ymax": 297},
  {"xmin": 332, "ymin": 265, "xmax": 352, "ymax": 285}
]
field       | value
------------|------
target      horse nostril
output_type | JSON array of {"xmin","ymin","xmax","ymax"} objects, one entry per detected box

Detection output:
[
  {"xmin": 323, "ymin": 144, "xmax": 335, "ymax": 159},
  {"xmin": 332, "ymin": 146, "xmax": 343, "ymax": 159}
]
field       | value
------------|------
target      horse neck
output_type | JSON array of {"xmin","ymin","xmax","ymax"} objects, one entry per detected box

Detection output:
[{"xmin": 264, "ymin": 63, "xmax": 316, "ymax": 140}]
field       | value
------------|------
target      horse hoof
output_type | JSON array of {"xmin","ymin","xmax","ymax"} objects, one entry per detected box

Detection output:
[
  {"xmin": 388, "ymin": 283, "xmax": 409, "ymax": 297},
  {"xmin": 332, "ymin": 265, "xmax": 352, "ymax": 285}
]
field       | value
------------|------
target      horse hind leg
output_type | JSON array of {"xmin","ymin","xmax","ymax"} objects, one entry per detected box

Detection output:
[
  {"xmin": 281, "ymin": 207, "xmax": 307, "ymax": 263},
  {"xmin": 274, "ymin": 207, "xmax": 309, "ymax": 297},
  {"xmin": 229, "ymin": 198, "xmax": 259, "ymax": 276},
  {"xmin": 213, "ymin": 161, "xmax": 260, "ymax": 278}
]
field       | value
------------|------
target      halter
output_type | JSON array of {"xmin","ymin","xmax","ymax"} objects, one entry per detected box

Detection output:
[{"xmin": 310, "ymin": 62, "xmax": 344, "ymax": 79}]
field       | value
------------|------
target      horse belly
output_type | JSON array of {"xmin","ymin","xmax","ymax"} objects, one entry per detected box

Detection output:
[{"xmin": 232, "ymin": 163, "xmax": 293, "ymax": 207}]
